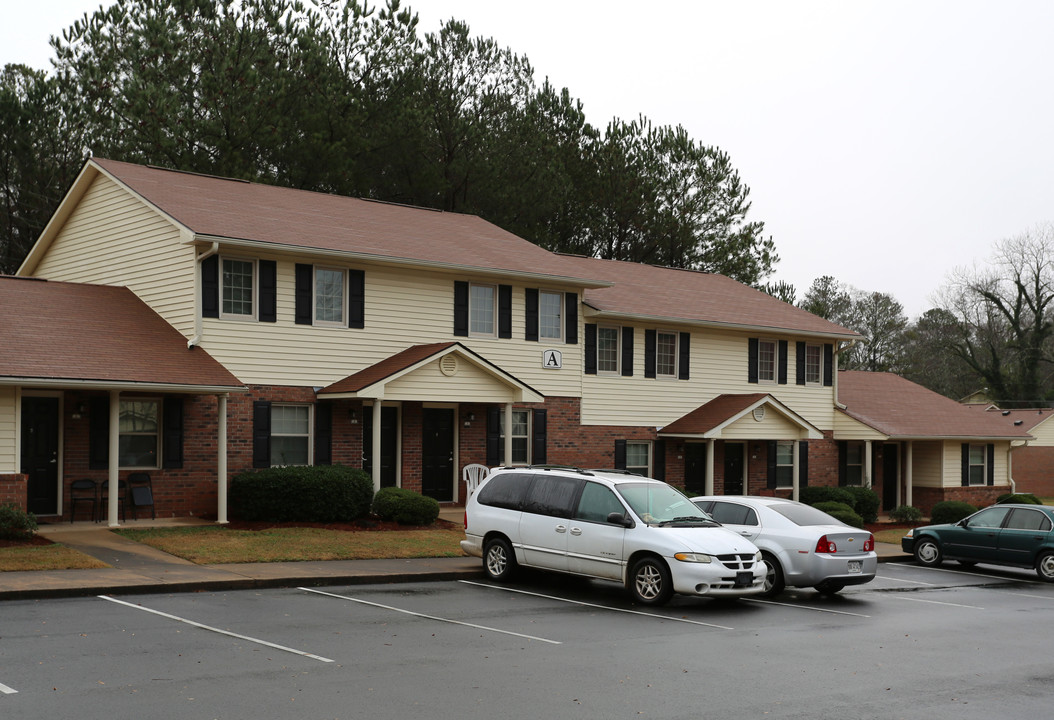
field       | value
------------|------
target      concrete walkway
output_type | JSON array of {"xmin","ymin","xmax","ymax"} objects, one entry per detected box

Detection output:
[{"xmin": 1, "ymin": 511, "xmax": 908, "ymax": 601}]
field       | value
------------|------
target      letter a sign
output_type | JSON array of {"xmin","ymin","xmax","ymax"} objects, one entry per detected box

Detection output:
[{"xmin": 542, "ymin": 349, "xmax": 562, "ymax": 369}]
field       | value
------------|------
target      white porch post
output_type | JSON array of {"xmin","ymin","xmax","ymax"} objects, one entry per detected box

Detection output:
[
  {"xmin": 792, "ymin": 439, "xmax": 801, "ymax": 502},
  {"xmin": 905, "ymin": 441, "xmax": 914, "ymax": 508},
  {"xmin": 107, "ymin": 389, "xmax": 120, "ymax": 527},
  {"xmin": 705, "ymin": 439, "xmax": 715, "ymax": 495},
  {"xmin": 865, "ymin": 441, "xmax": 874, "ymax": 489},
  {"xmin": 371, "ymin": 400, "xmax": 382, "ymax": 493},
  {"xmin": 216, "ymin": 394, "xmax": 229, "ymax": 524},
  {"xmin": 503, "ymin": 403, "xmax": 513, "ymax": 467}
]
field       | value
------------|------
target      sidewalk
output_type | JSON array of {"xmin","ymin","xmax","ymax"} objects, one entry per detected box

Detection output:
[{"xmin": 1, "ymin": 512, "xmax": 908, "ymax": 601}]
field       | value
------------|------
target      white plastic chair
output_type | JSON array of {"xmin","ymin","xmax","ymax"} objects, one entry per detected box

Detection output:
[{"xmin": 462, "ymin": 463, "xmax": 490, "ymax": 496}]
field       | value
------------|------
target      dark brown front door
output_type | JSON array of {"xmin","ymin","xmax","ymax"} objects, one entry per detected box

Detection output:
[
  {"xmin": 723, "ymin": 442, "xmax": 744, "ymax": 495},
  {"xmin": 684, "ymin": 443, "xmax": 707, "ymax": 495},
  {"xmin": 22, "ymin": 397, "xmax": 60, "ymax": 515},
  {"xmin": 422, "ymin": 408, "xmax": 454, "ymax": 501}
]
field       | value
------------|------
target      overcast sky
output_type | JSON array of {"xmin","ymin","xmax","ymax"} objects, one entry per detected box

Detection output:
[{"xmin": 5, "ymin": 0, "xmax": 1053, "ymax": 318}]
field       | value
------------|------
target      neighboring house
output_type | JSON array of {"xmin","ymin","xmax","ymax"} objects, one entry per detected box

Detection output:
[
  {"xmin": 978, "ymin": 407, "xmax": 1054, "ymax": 498},
  {"xmin": 0, "ymin": 158, "xmax": 1031, "ymax": 524}
]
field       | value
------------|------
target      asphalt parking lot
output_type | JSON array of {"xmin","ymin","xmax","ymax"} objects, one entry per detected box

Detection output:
[{"xmin": 4, "ymin": 562, "xmax": 1054, "ymax": 720}]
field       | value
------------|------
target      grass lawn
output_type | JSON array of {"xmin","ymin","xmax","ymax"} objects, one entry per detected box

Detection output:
[
  {"xmin": 873, "ymin": 527, "xmax": 911, "ymax": 545},
  {"xmin": 0, "ymin": 544, "xmax": 109, "ymax": 572}
]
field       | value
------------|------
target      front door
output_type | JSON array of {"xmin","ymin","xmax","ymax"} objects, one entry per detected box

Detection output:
[
  {"xmin": 882, "ymin": 445, "xmax": 899, "ymax": 511},
  {"xmin": 684, "ymin": 443, "xmax": 707, "ymax": 495},
  {"xmin": 21, "ymin": 397, "xmax": 60, "ymax": 515},
  {"xmin": 362, "ymin": 406, "xmax": 398, "ymax": 488},
  {"xmin": 422, "ymin": 408, "xmax": 454, "ymax": 501},
  {"xmin": 723, "ymin": 442, "xmax": 744, "ymax": 495}
]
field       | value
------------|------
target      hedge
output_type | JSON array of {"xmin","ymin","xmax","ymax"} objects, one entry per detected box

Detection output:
[
  {"xmin": 996, "ymin": 493, "xmax": 1043, "ymax": 505},
  {"xmin": 229, "ymin": 465, "xmax": 374, "ymax": 522},
  {"xmin": 799, "ymin": 486, "xmax": 856, "ymax": 508},
  {"xmin": 889, "ymin": 505, "xmax": 923, "ymax": 523},
  {"xmin": 0, "ymin": 504, "xmax": 37, "ymax": 540},
  {"xmin": 841, "ymin": 486, "xmax": 881, "ymax": 523},
  {"xmin": 372, "ymin": 487, "xmax": 440, "ymax": 526},
  {"xmin": 930, "ymin": 500, "xmax": 978, "ymax": 525},
  {"xmin": 813, "ymin": 501, "xmax": 865, "ymax": 528}
]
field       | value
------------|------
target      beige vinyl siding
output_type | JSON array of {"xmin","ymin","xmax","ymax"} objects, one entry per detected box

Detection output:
[
  {"xmin": 910, "ymin": 441, "xmax": 944, "ymax": 487},
  {"xmin": 939, "ymin": 440, "xmax": 1010, "ymax": 488},
  {"xmin": 719, "ymin": 410, "xmax": 809, "ymax": 440},
  {"xmin": 1026, "ymin": 416, "xmax": 1054, "ymax": 445},
  {"xmin": 582, "ymin": 327, "xmax": 838, "ymax": 430},
  {"xmin": 0, "ymin": 387, "xmax": 16, "ymax": 473},
  {"xmin": 384, "ymin": 358, "xmax": 520, "ymax": 402},
  {"xmin": 200, "ymin": 262, "xmax": 583, "ymax": 394},
  {"xmin": 832, "ymin": 412, "xmax": 888, "ymax": 441},
  {"xmin": 31, "ymin": 175, "xmax": 196, "ymax": 336}
]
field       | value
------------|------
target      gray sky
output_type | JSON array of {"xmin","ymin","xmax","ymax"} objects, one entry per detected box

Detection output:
[{"xmin": 5, "ymin": 0, "xmax": 1053, "ymax": 319}]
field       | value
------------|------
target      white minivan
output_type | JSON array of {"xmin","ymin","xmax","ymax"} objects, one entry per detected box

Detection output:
[{"xmin": 461, "ymin": 467, "xmax": 766, "ymax": 605}]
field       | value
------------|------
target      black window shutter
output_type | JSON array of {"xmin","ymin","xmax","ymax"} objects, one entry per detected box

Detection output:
[
  {"xmin": 349, "ymin": 269, "xmax": 365, "ymax": 329},
  {"xmin": 621, "ymin": 327, "xmax": 634, "ymax": 376},
  {"xmin": 253, "ymin": 401, "xmax": 272, "ymax": 468},
  {"xmin": 162, "ymin": 397, "xmax": 184, "ymax": 469},
  {"xmin": 838, "ymin": 441, "xmax": 848, "ymax": 487},
  {"xmin": 486, "ymin": 407, "xmax": 501, "ymax": 466},
  {"xmin": 678, "ymin": 332, "xmax": 690, "ymax": 380},
  {"xmin": 799, "ymin": 441, "xmax": 809, "ymax": 487},
  {"xmin": 498, "ymin": 284, "xmax": 512, "ymax": 338},
  {"xmin": 584, "ymin": 323, "xmax": 598, "ymax": 375},
  {"xmin": 532, "ymin": 409, "xmax": 547, "ymax": 465},
  {"xmin": 645, "ymin": 330, "xmax": 657, "ymax": 378},
  {"xmin": 565, "ymin": 293, "xmax": 578, "ymax": 344},
  {"xmin": 454, "ymin": 281, "xmax": 469, "ymax": 337},
  {"xmin": 89, "ymin": 395, "xmax": 110, "ymax": 469},
  {"xmin": 748, "ymin": 338, "xmax": 759, "ymax": 383},
  {"xmin": 295, "ymin": 264, "xmax": 313, "ymax": 325},
  {"xmin": 652, "ymin": 440, "xmax": 665, "ymax": 481},
  {"xmin": 202, "ymin": 255, "xmax": 219, "ymax": 319},
  {"xmin": 796, "ymin": 342, "xmax": 806, "ymax": 385},
  {"xmin": 961, "ymin": 443, "xmax": 970, "ymax": 486},
  {"xmin": 258, "ymin": 260, "xmax": 277, "ymax": 323},
  {"xmin": 778, "ymin": 340, "xmax": 788, "ymax": 385},
  {"xmin": 614, "ymin": 439, "xmax": 627, "ymax": 470},
  {"xmin": 986, "ymin": 443, "xmax": 995, "ymax": 486},
  {"xmin": 766, "ymin": 440, "xmax": 778, "ymax": 489},
  {"xmin": 525, "ymin": 288, "xmax": 539, "ymax": 341},
  {"xmin": 314, "ymin": 402, "xmax": 332, "ymax": 465},
  {"xmin": 823, "ymin": 344, "xmax": 834, "ymax": 386}
]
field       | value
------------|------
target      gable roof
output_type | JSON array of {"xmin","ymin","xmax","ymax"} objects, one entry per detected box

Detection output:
[
  {"xmin": 660, "ymin": 393, "xmax": 823, "ymax": 439},
  {"xmin": 559, "ymin": 254, "xmax": 857, "ymax": 339},
  {"xmin": 979, "ymin": 406, "xmax": 1054, "ymax": 433},
  {"xmin": 838, "ymin": 371, "xmax": 1032, "ymax": 440},
  {"xmin": 0, "ymin": 276, "xmax": 244, "ymax": 392}
]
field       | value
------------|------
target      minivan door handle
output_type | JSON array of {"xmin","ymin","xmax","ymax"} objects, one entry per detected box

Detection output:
[
  {"xmin": 569, "ymin": 527, "xmax": 582, "ymax": 536},
  {"xmin": 555, "ymin": 525, "xmax": 567, "ymax": 534}
]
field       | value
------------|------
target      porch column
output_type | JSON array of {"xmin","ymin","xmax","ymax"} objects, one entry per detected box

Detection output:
[
  {"xmin": 371, "ymin": 400, "xmax": 382, "ymax": 493},
  {"xmin": 503, "ymin": 403, "xmax": 513, "ymax": 468},
  {"xmin": 107, "ymin": 389, "xmax": 120, "ymax": 527},
  {"xmin": 792, "ymin": 439, "xmax": 800, "ymax": 502},
  {"xmin": 905, "ymin": 441, "xmax": 914, "ymax": 508},
  {"xmin": 864, "ymin": 441, "xmax": 873, "ymax": 489},
  {"xmin": 705, "ymin": 439, "xmax": 715, "ymax": 495},
  {"xmin": 216, "ymin": 394, "xmax": 229, "ymax": 525}
]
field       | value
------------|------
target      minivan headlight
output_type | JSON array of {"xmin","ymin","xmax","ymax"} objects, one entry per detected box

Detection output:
[
  {"xmin": 674, "ymin": 552, "xmax": 712, "ymax": 563},
  {"xmin": 755, "ymin": 551, "xmax": 763, "ymax": 563}
]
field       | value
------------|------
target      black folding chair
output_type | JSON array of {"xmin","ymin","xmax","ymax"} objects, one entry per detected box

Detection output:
[
  {"xmin": 69, "ymin": 479, "xmax": 97, "ymax": 523},
  {"xmin": 128, "ymin": 472, "xmax": 155, "ymax": 520}
]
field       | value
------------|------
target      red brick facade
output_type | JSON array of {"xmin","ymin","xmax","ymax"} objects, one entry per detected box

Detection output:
[
  {"xmin": 0, "ymin": 474, "xmax": 28, "ymax": 511},
  {"xmin": 1007, "ymin": 446, "xmax": 1054, "ymax": 497}
]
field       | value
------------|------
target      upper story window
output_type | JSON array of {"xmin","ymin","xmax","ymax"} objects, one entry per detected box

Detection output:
[
  {"xmin": 758, "ymin": 339, "xmax": 777, "ymax": 383},
  {"xmin": 597, "ymin": 326, "xmax": 620, "ymax": 374},
  {"xmin": 119, "ymin": 399, "xmax": 159, "ymax": 468},
  {"xmin": 222, "ymin": 258, "xmax": 255, "ymax": 318},
  {"xmin": 656, "ymin": 332, "xmax": 677, "ymax": 378},
  {"xmin": 805, "ymin": 344, "xmax": 822, "ymax": 385},
  {"xmin": 470, "ymin": 283, "xmax": 496, "ymax": 336},
  {"xmin": 315, "ymin": 267, "xmax": 346, "ymax": 326},
  {"xmin": 539, "ymin": 291, "xmax": 563, "ymax": 340}
]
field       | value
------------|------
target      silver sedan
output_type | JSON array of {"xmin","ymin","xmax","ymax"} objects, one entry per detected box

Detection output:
[{"xmin": 691, "ymin": 496, "xmax": 878, "ymax": 596}]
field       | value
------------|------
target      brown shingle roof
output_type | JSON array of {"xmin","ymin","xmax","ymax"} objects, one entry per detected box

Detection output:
[
  {"xmin": 838, "ymin": 371, "xmax": 1032, "ymax": 439},
  {"xmin": 0, "ymin": 276, "xmax": 243, "ymax": 390},
  {"xmin": 320, "ymin": 343, "xmax": 457, "ymax": 394},
  {"xmin": 558, "ymin": 255, "xmax": 858, "ymax": 338},
  {"xmin": 661, "ymin": 394, "xmax": 770, "ymax": 435}
]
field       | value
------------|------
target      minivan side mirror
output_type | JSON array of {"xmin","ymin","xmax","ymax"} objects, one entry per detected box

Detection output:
[{"xmin": 607, "ymin": 512, "xmax": 634, "ymax": 528}]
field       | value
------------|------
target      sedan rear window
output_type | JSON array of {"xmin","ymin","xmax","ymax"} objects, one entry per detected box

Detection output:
[{"xmin": 771, "ymin": 503, "xmax": 845, "ymax": 526}]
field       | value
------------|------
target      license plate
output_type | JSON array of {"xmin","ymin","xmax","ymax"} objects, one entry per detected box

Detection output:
[
  {"xmin": 735, "ymin": 571, "xmax": 753, "ymax": 587},
  {"xmin": 848, "ymin": 561, "xmax": 862, "ymax": 573}
]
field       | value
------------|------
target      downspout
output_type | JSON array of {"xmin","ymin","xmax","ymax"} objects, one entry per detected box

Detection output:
[
  {"xmin": 188, "ymin": 242, "xmax": 219, "ymax": 349},
  {"xmin": 832, "ymin": 339, "xmax": 857, "ymax": 410}
]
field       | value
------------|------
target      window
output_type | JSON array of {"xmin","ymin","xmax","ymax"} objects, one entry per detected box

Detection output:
[
  {"xmin": 966, "ymin": 506, "xmax": 1009, "ymax": 528},
  {"xmin": 498, "ymin": 410, "xmax": 530, "ymax": 465},
  {"xmin": 597, "ymin": 326, "xmax": 620, "ymax": 374},
  {"xmin": 539, "ymin": 291, "xmax": 563, "ymax": 340},
  {"xmin": 469, "ymin": 283, "xmax": 496, "ymax": 336},
  {"xmin": 805, "ymin": 344, "xmax": 822, "ymax": 385},
  {"xmin": 575, "ymin": 482, "xmax": 626, "ymax": 523},
  {"xmin": 222, "ymin": 257, "xmax": 255, "ymax": 318},
  {"xmin": 271, "ymin": 405, "xmax": 311, "ymax": 466},
  {"xmin": 119, "ymin": 400, "xmax": 159, "ymax": 467},
  {"xmin": 626, "ymin": 442, "xmax": 651, "ymax": 476},
  {"xmin": 775, "ymin": 441, "xmax": 794, "ymax": 488},
  {"xmin": 656, "ymin": 332, "xmax": 677, "ymax": 377},
  {"xmin": 708, "ymin": 501, "xmax": 759, "ymax": 526},
  {"xmin": 1007, "ymin": 508, "xmax": 1052, "ymax": 532},
  {"xmin": 758, "ymin": 339, "xmax": 776, "ymax": 383},
  {"xmin": 315, "ymin": 267, "xmax": 346, "ymax": 325},
  {"xmin": 968, "ymin": 444, "xmax": 986, "ymax": 486},
  {"xmin": 845, "ymin": 441, "xmax": 864, "ymax": 486}
]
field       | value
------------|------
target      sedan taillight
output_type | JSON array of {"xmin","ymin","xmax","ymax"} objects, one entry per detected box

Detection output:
[
  {"xmin": 863, "ymin": 534, "xmax": 875, "ymax": 552},
  {"xmin": 815, "ymin": 535, "xmax": 837, "ymax": 553}
]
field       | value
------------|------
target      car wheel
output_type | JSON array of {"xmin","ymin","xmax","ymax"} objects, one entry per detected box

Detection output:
[
  {"xmin": 914, "ymin": 537, "xmax": 943, "ymax": 567},
  {"xmin": 760, "ymin": 553, "xmax": 785, "ymax": 597},
  {"xmin": 629, "ymin": 556, "xmax": 673, "ymax": 606},
  {"xmin": 483, "ymin": 537, "xmax": 516, "ymax": 581},
  {"xmin": 1035, "ymin": 552, "xmax": 1054, "ymax": 582},
  {"xmin": 814, "ymin": 580, "xmax": 845, "ymax": 595}
]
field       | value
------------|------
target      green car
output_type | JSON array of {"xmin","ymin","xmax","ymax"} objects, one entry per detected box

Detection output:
[{"xmin": 902, "ymin": 504, "xmax": 1054, "ymax": 582}]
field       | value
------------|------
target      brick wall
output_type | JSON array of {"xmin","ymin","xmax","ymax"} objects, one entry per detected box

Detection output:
[
  {"xmin": 1009, "ymin": 446, "xmax": 1054, "ymax": 497},
  {"xmin": 0, "ymin": 474, "xmax": 27, "ymax": 511}
]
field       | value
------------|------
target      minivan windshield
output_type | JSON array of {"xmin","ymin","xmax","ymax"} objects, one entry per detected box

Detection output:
[{"xmin": 616, "ymin": 482, "xmax": 716, "ymax": 525}]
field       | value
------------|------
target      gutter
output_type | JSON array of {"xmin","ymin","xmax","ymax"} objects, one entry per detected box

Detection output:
[
  {"xmin": 188, "ymin": 241, "xmax": 219, "ymax": 349},
  {"xmin": 832, "ymin": 339, "xmax": 857, "ymax": 410}
]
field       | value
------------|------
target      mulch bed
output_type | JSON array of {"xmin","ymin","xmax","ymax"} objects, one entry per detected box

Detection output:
[
  {"xmin": 222, "ymin": 517, "xmax": 462, "ymax": 532},
  {"xmin": 0, "ymin": 535, "xmax": 53, "ymax": 548}
]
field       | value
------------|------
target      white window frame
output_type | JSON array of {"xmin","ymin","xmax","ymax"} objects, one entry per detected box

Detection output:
[
  {"xmin": 656, "ymin": 331, "xmax": 677, "ymax": 378},
  {"xmin": 499, "ymin": 409, "xmax": 531, "ymax": 465},
  {"xmin": 271, "ymin": 404, "xmax": 313, "ymax": 467},
  {"xmin": 597, "ymin": 325, "xmax": 620, "ymax": 375},
  {"xmin": 539, "ymin": 290, "xmax": 564, "ymax": 341},
  {"xmin": 626, "ymin": 441, "xmax": 651, "ymax": 476},
  {"xmin": 775, "ymin": 441, "xmax": 794, "ymax": 488},
  {"xmin": 968, "ymin": 444, "xmax": 987, "ymax": 486},
  {"xmin": 469, "ymin": 283, "xmax": 497, "ymax": 337},
  {"xmin": 757, "ymin": 338, "xmax": 777, "ymax": 384},
  {"xmin": 314, "ymin": 266, "xmax": 348, "ymax": 327},
  {"xmin": 118, "ymin": 398, "xmax": 160, "ymax": 469},
  {"xmin": 804, "ymin": 343, "xmax": 822, "ymax": 386},
  {"xmin": 220, "ymin": 256, "xmax": 257, "ymax": 320}
]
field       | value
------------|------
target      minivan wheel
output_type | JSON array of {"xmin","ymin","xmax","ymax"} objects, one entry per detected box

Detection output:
[
  {"xmin": 629, "ymin": 556, "xmax": 673, "ymax": 606},
  {"xmin": 484, "ymin": 537, "xmax": 516, "ymax": 581},
  {"xmin": 914, "ymin": 537, "xmax": 943, "ymax": 567},
  {"xmin": 1036, "ymin": 552, "xmax": 1054, "ymax": 582},
  {"xmin": 760, "ymin": 553, "xmax": 785, "ymax": 597}
]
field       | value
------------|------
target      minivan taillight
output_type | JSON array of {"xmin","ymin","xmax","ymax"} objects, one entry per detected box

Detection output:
[
  {"xmin": 863, "ymin": 534, "xmax": 874, "ymax": 552},
  {"xmin": 815, "ymin": 535, "xmax": 837, "ymax": 553},
  {"xmin": 464, "ymin": 510, "xmax": 468, "ymax": 530}
]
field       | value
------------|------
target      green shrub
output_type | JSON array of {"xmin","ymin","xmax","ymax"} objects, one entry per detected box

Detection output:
[
  {"xmin": 372, "ymin": 487, "xmax": 440, "ymax": 525},
  {"xmin": 229, "ymin": 465, "xmax": 373, "ymax": 522},
  {"xmin": 889, "ymin": 505, "xmax": 923, "ymax": 523},
  {"xmin": 842, "ymin": 486, "xmax": 881, "ymax": 523},
  {"xmin": 799, "ymin": 486, "xmax": 856, "ymax": 508},
  {"xmin": 996, "ymin": 493, "xmax": 1042, "ymax": 505},
  {"xmin": 0, "ymin": 504, "xmax": 38, "ymax": 540},
  {"xmin": 930, "ymin": 500, "xmax": 978, "ymax": 525},
  {"xmin": 813, "ymin": 501, "xmax": 865, "ymax": 528}
]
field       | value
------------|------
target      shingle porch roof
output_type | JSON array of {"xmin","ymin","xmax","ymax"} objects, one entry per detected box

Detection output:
[{"xmin": 660, "ymin": 393, "xmax": 823, "ymax": 439}]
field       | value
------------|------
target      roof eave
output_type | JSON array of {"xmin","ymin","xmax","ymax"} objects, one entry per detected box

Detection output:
[
  {"xmin": 581, "ymin": 305, "xmax": 859, "ymax": 340},
  {"xmin": 0, "ymin": 377, "xmax": 247, "ymax": 394}
]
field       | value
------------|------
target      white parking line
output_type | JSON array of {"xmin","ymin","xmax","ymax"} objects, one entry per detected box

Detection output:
[
  {"xmin": 98, "ymin": 595, "xmax": 334, "ymax": 662},
  {"xmin": 743, "ymin": 598, "xmax": 871, "ymax": 618},
  {"xmin": 888, "ymin": 595, "xmax": 984, "ymax": 610},
  {"xmin": 458, "ymin": 580, "xmax": 734, "ymax": 630},
  {"xmin": 300, "ymin": 587, "xmax": 563, "ymax": 644},
  {"xmin": 0, "ymin": 682, "xmax": 17, "ymax": 695},
  {"xmin": 885, "ymin": 562, "xmax": 1036, "ymax": 583},
  {"xmin": 876, "ymin": 576, "xmax": 937, "ymax": 586}
]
